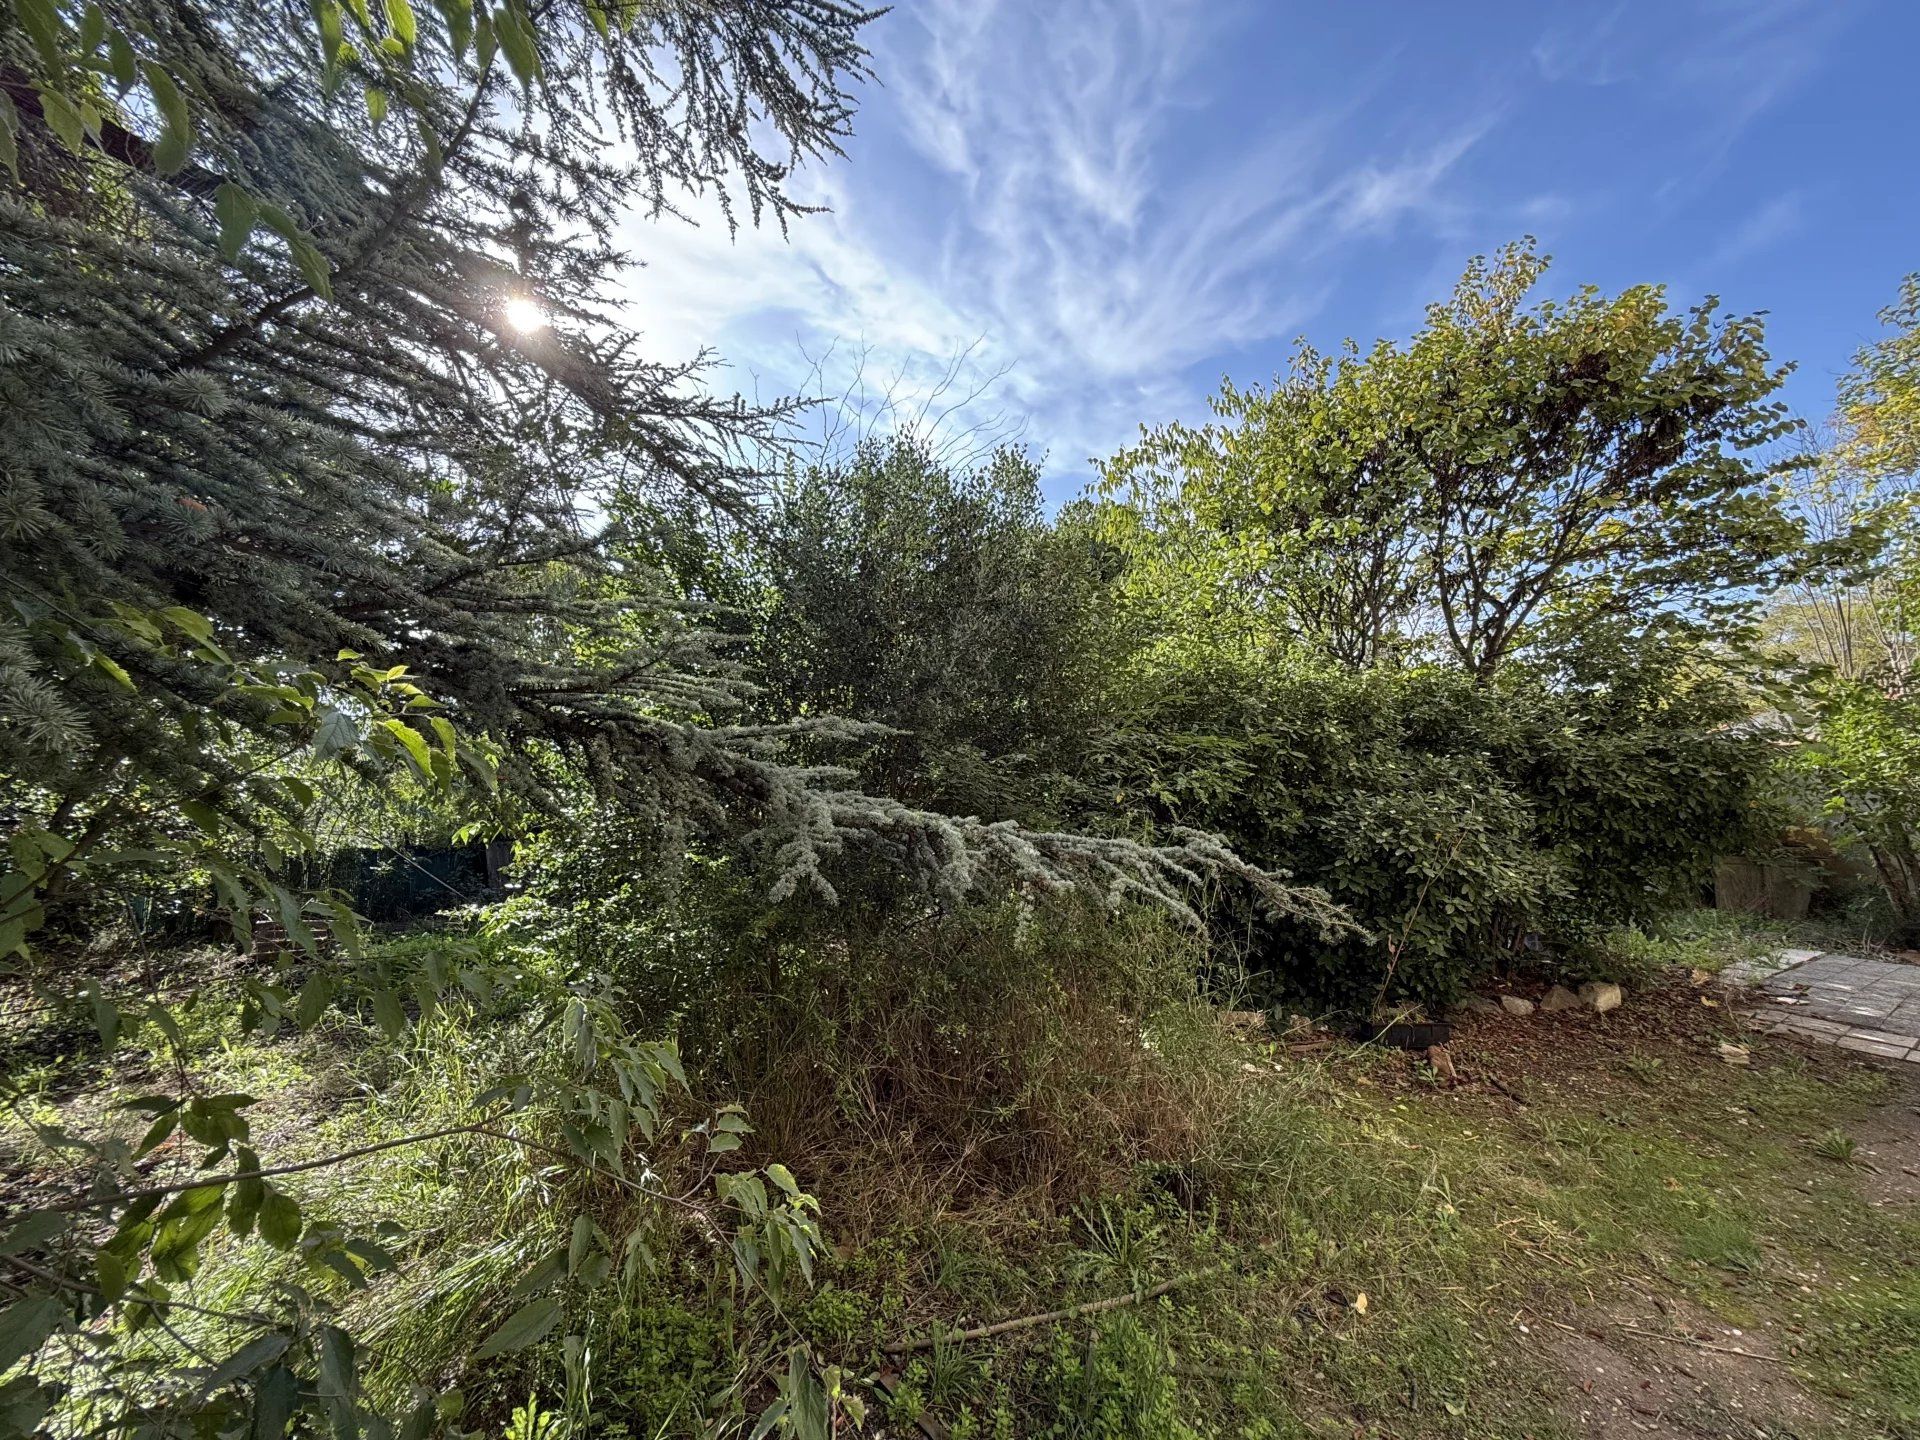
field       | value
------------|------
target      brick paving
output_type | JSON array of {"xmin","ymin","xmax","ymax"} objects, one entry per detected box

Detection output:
[{"xmin": 1732, "ymin": 948, "xmax": 1920, "ymax": 1062}]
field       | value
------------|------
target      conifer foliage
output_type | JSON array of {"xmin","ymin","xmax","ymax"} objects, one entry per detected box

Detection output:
[
  {"xmin": 0, "ymin": 4, "xmax": 1341, "ymax": 1434},
  {"xmin": 0, "ymin": 0, "xmax": 1322, "ymax": 922}
]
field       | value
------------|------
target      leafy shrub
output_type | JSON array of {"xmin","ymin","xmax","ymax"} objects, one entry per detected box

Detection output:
[
  {"xmin": 1094, "ymin": 652, "xmax": 1766, "ymax": 1007},
  {"xmin": 749, "ymin": 436, "xmax": 1116, "ymax": 824},
  {"xmin": 1796, "ymin": 679, "xmax": 1920, "ymax": 939},
  {"xmin": 588, "ymin": 1298, "xmax": 736, "ymax": 1438}
]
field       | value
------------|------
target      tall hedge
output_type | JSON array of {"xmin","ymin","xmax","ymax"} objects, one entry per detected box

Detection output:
[{"xmin": 1091, "ymin": 654, "xmax": 1766, "ymax": 1006}]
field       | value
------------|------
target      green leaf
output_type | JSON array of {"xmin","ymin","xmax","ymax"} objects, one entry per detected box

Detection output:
[
  {"xmin": 258, "ymin": 1189, "xmax": 302, "ymax": 1250},
  {"xmin": 0, "ymin": 1211, "xmax": 69, "ymax": 1258},
  {"xmin": 786, "ymin": 1348, "xmax": 831, "ymax": 1440},
  {"xmin": 34, "ymin": 86, "xmax": 86, "ymax": 154},
  {"xmin": 289, "ymin": 235, "xmax": 334, "ymax": 298},
  {"xmin": 205, "ymin": 1334, "xmax": 291, "ymax": 1393},
  {"xmin": 95, "ymin": 1247, "xmax": 129, "ymax": 1301},
  {"xmin": 442, "ymin": 0, "xmax": 473, "ymax": 60},
  {"xmin": 364, "ymin": 85, "xmax": 388, "ymax": 123},
  {"xmin": 107, "ymin": 29, "xmax": 138, "ymax": 89},
  {"xmin": 0, "ymin": 92, "xmax": 20, "ymax": 186},
  {"xmin": 132, "ymin": 1110, "xmax": 178, "ymax": 1160},
  {"xmin": 385, "ymin": 0, "xmax": 417, "ymax": 46},
  {"xmin": 251, "ymin": 1365, "xmax": 299, "ymax": 1440},
  {"xmin": 318, "ymin": 1325, "xmax": 357, "ymax": 1415},
  {"xmin": 160, "ymin": 606, "xmax": 215, "ymax": 643},
  {"xmin": 141, "ymin": 61, "xmax": 195, "ymax": 171},
  {"xmin": 91, "ymin": 649, "xmax": 135, "ymax": 689},
  {"xmin": 313, "ymin": 706, "xmax": 360, "ymax": 760},
  {"xmin": 341, "ymin": 1235, "xmax": 399, "ymax": 1274},
  {"xmin": 214, "ymin": 183, "xmax": 256, "ymax": 261},
  {"xmin": 0, "ymin": 1297, "xmax": 64, "ymax": 1373},
  {"xmin": 567, "ymin": 1214, "xmax": 594, "ymax": 1276},
  {"xmin": 152, "ymin": 128, "xmax": 190, "ymax": 174},
  {"xmin": 294, "ymin": 972, "xmax": 333, "ymax": 1029},
  {"xmin": 15, "ymin": 0, "xmax": 63, "ymax": 72},
  {"xmin": 370, "ymin": 988, "xmax": 406, "ymax": 1038},
  {"xmin": 472, "ymin": 1297, "xmax": 561, "ymax": 1359},
  {"xmin": 380, "ymin": 719, "xmax": 433, "ymax": 780},
  {"xmin": 151, "ymin": 1185, "xmax": 226, "ymax": 1276},
  {"xmin": 496, "ymin": 0, "xmax": 539, "ymax": 86}
]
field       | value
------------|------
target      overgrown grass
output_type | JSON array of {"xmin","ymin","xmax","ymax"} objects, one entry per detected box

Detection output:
[
  {"xmin": 762, "ymin": 963, "xmax": 1920, "ymax": 1439},
  {"xmin": 10, "ymin": 908, "xmax": 1920, "ymax": 1438}
]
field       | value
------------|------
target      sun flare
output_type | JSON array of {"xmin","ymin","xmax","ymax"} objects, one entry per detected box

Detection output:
[{"xmin": 502, "ymin": 295, "xmax": 548, "ymax": 333}]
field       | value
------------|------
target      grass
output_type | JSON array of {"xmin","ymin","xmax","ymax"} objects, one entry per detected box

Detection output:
[
  {"xmin": 9, "ymin": 909, "xmax": 1920, "ymax": 1438},
  {"xmin": 781, "ymin": 961, "xmax": 1920, "ymax": 1439}
]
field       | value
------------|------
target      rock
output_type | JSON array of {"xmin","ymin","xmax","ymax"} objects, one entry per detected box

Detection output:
[
  {"xmin": 1219, "ymin": 1009, "xmax": 1270, "ymax": 1038},
  {"xmin": 1578, "ymin": 981, "xmax": 1623, "ymax": 1014},
  {"xmin": 1455, "ymin": 996, "xmax": 1502, "ymax": 1016},
  {"xmin": 1540, "ymin": 984, "xmax": 1582, "ymax": 1013},
  {"xmin": 1499, "ymin": 994, "xmax": 1535, "ymax": 1017}
]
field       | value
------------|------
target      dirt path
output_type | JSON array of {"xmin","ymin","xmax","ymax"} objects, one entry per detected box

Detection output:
[
  {"xmin": 1368, "ymin": 976, "xmax": 1920, "ymax": 1437},
  {"xmin": 1548, "ymin": 1292, "xmax": 1827, "ymax": 1439}
]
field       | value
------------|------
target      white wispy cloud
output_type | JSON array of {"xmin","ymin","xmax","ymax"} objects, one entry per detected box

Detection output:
[
  {"xmin": 1535, "ymin": 0, "xmax": 1848, "ymax": 173},
  {"xmin": 1695, "ymin": 190, "xmax": 1805, "ymax": 281},
  {"xmin": 615, "ymin": 0, "xmax": 1498, "ymax": 481}
]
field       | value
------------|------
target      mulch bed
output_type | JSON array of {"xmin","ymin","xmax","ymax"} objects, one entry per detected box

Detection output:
[{"xmin": 1342, "ymin": 972, "xmax": 1857, "ymax": 1109}]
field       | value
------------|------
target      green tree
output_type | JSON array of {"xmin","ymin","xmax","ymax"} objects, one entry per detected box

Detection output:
[
  {"xmin": 750, "ymin": 437, "xmax": 1113, "ymax": 822},
  {"xmin": 1099, "ymin": 356, "xmax": 1429, "ymax": 670},
  {"xmin": 1769, "ymin": 272, "xmax": 1920, "ymax": 936},
  {"xmin": 1838, "ymin": 273, "xmax": 1920, "ymax": 481},
  {"xmin": 0, "ymin": 3, "xmax": 1339, "ymax": 1432},
  {"xmin": 1104, "ymin": 241, "xmax": 1806, "ymax": 677}
]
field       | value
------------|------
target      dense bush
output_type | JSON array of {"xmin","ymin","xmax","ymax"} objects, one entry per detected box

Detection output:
[
  {"xmin": 503, "ymin": 821, "xmax": 1226, "ymax": 1219},
  {"xmin": 747, "ymin": 437, "xmax": 1117, "ymax": 824},
  {"xmin": 1089, "ymin": 651, "xmax": 1767, "ymax": 1007},
  {"xmin": 728, "ymin": 430, "xmax": 1774, "ymax": 1010}
]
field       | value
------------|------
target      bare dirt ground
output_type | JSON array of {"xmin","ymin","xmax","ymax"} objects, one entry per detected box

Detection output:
[
  {"xmin": 1335, "ymin": 974, "xmax": 1920, "ymax": 1437},
  {"xmin": 1546, "ymin": 1293, "xmax": 1828, "ymax": 1439}
]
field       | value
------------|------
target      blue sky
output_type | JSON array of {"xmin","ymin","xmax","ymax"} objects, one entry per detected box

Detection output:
[{"xmin": 618, "ymin": 0, "xmax": 1917, "ymax": 502}]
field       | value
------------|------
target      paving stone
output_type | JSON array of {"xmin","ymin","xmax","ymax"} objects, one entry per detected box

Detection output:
[
  {"xmin": 1836, "ymin": 1034, "xmax": 1913, "ymax": 1058},
  {"xmin": 1736, "ymin": 951, "xmax": 1920, "ymax": 1058},
  {"xmin": 1775, "ymin": 1016, "xmax": 1850, "ymax": 1037},
  {"xmin": 1836, "ymin": 1006, "xmax": 1898, "ymax": 1023},
  {"xmin": 1843, "ymin": 1025, "xmax": 1917, "ymax": 1047}
]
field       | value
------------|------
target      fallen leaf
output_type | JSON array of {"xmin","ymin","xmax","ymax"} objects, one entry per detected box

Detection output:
[
  {"xmin": 1717, "ymin": 1042, "xmax": 1752, "ymax": 1066},
  {"xmin": 1353, "ymin": 1292, "xmax": 1369, "ymax": 1315}
]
